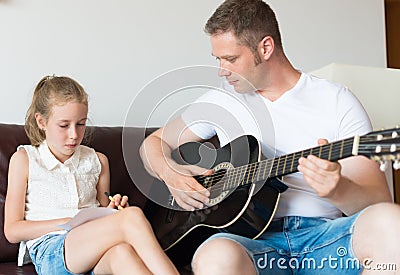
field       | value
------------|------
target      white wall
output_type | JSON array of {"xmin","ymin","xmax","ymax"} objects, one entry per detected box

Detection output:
[{"xmin": 0, "ymin": 0, "xmax": 386, "ymax": 126}]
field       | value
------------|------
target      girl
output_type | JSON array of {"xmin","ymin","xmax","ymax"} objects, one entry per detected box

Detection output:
[{"xmin": 4, "ymin": 76, "xmax": 178, "ymax": 275}]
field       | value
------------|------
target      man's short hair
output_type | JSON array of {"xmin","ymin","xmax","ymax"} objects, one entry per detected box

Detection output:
[{"xmin": 205, "ymin": 0, "xmax": 283, "ymax": 56}]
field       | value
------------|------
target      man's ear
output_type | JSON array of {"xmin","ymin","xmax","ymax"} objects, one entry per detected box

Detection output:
[
  {"xmin": 35, "ymin": 113, "xmax": 47, "ymax": 131},
  {"xmin": 258, "ymin": 36, "xmax": 274, "ymax": 61}
]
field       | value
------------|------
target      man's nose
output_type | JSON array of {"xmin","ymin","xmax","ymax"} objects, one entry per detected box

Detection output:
[{"xmin": 218, "ymin": 65, "xmax": 230, "ymax": 77}]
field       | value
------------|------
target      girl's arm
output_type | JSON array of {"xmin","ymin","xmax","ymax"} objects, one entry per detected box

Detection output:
[
  {"xmin": 4, "ymin": 149, "xmax": 70, "ymax": 244},
  {"xmin": 95, "ymin": 152, "xmax": 129, "ymax": 208},
  {"xmin": 95, "ymin": 152, "xmax": 111, "ymax": 207}
]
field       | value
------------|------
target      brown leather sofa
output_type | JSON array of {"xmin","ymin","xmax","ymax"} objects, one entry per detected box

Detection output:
[{"xmin": 0, "ymin": 123, "xmax": 196, "ymax": 274}]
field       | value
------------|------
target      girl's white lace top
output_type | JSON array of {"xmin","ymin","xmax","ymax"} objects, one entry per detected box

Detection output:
[{"xmin": 17, "ymin": 141, "xmax": 101, "ymax": 266}]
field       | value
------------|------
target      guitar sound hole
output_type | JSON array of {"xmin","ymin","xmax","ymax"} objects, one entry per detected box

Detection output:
[{"xmin": 204, "ymin": 169, "xmax": 231, "ymax": 206}]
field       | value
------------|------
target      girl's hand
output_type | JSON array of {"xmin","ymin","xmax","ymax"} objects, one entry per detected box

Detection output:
[{"xmin": 107, "ymin": 193, "xmax": 129, "ymax": 209}]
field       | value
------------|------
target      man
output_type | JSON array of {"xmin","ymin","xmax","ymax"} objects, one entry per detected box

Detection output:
[{"xmin": 140, "ymin": 0, "xmax": 400, "ymax": 273}]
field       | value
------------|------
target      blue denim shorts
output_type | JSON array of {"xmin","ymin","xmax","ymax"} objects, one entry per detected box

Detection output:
[
  {"xmin": 196, "ymin": 211, "xmax": 364, "ymax": 275},
  {"xmin": 29, "ymin": 233, "xmax": 94, "ymax": 275}
]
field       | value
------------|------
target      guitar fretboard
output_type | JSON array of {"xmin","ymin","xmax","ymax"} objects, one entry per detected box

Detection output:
[
  {"xmin": 195, "ymin": 127, "xmax": 400, "ymax": 194},
  {"xmin": 213, "ymin": 136, "xmax": 357, "ymax": 191}
]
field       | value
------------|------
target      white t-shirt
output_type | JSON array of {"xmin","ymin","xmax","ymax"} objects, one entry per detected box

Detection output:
[{"xmin": 182, "ymin": 72, "xmax": 372, "ymax": 219}]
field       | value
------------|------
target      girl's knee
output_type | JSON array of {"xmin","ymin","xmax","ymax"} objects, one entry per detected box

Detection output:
[
  {"xmin": 120, "ymin": 207, "xmax": 150, "ymax": 229},
  {"xmin": 107, "ymin": 244, "xmax": 143, "ymax": 270},
  {"xmin": 110, "ymin": 243, "xmax": 135, "ymax": 258},
  {"xmin": 123, "ymin": 206, "xmax": 144, "ymax": 216}
]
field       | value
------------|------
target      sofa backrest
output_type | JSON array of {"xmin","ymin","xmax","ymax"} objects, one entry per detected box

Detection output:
[
  {"xmin": 0, "ymin": 123, "xmax": 155, "ymax": 262},
  {"xmin": 0, "ymin": 124, "xmax": 29, "ymax": 261}
]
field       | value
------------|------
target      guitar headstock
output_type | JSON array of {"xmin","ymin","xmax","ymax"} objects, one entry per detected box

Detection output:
[{"xmin": 359, "ymin": 127, "xmax": 400, "ymax": 171}]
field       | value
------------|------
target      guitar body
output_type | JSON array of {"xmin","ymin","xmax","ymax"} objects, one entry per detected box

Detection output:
[{"xmin": 148, "ymin": 135, "xmax": 288, "ymax": 255}]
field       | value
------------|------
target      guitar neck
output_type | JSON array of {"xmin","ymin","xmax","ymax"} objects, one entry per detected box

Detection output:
[
  {"xmin": 201, "ymin": 127, "xmax": 400, "ymax": 192},
  {"xmin": 228, "ymin": 136, "xmax": 357, "ymax": 186}
]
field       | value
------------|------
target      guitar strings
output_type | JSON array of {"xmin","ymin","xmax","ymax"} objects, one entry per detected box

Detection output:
[
  {"xmin": 194, "ymin": 140, "xmax": 355, "ymax": 192},
  {"xmin": 192, "ymin": 136, "xmax": 396, "ymax": 194},
  {"xmin": 196, "ymin": 139, "xmax": 355, "ymax": 182},
  {"xmin": 197, "ymin": 134, "xmax": 398, "ymax": 185}
]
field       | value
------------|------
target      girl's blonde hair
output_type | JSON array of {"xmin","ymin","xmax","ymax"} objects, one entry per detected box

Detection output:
[{"xmin": 25, "ymin": 75, "xmax": 89, "ymax": 146}]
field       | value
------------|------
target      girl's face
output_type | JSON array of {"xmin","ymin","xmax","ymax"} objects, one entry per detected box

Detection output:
[{"xmin": 37, "ymin": 101, "xmax": 88, "ymax": 163}]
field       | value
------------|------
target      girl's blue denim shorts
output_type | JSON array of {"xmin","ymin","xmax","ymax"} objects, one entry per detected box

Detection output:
[
  {"xmin": 29, "ymin": 233, "xmax": 94, "ymax": 275},
  {"xmin": 195, "ymin": 211, "xmax": 364, "ymax": 275}
]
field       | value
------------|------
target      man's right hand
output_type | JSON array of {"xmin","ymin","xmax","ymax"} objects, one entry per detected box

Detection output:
[
  {"xmin": 161, "ymin": 161, "xmax": 213, "ymax": 211},
  {"xmin": 139, "ymin": 117, "xmax": 215, "ymax": 211}
]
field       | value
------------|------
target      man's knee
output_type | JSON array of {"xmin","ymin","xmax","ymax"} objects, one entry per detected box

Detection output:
[
  {"xmin": 356, "ymin": 202, "xmax": 400, "ymax": 232},
  {"xmin": 353, "ymin": 202, "xmax": 400, "ymax": 258},
  {"xmin": 192, "ymin": 238, "xmax": 255, "ymax": 274}
]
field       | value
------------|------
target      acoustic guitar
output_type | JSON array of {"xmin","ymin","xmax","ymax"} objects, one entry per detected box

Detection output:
[{"xmin": 149, "ymin": 128, "xmax": 400, "ymax": 255}]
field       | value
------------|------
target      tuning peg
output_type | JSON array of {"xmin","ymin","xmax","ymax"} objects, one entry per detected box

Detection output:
[
  {"xmin": 393, "ymin": 160, "xmax": 400, "ymax": 170},
  {"xmin": 380, "ymin": 161, "xmax": 388, "ymax": 172}
]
